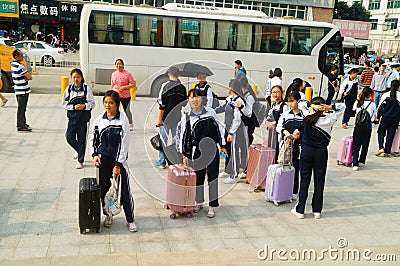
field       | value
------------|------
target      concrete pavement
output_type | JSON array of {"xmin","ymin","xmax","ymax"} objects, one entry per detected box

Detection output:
[{"xmin": 0, "ymin": 83, "xmax": 399, "ymax": 264}]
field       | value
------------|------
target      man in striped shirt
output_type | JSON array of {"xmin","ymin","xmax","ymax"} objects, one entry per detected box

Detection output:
[
  {"xmin": 11, "ymin": 49, "xmax": 32, "ymax": 132},
  {"xmin": 360, "ymin": 61, "xmax": 375, "ymax": 88}
]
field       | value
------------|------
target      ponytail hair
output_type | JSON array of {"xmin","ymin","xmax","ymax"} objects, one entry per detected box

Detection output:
[
  {"xmin": 357, "ymin": 87, "xmax": 372, "ymax": 108},
  {"xmin": 304, "ymin": 97, "xmax": 325, "ymax": 126},
  {"xmin": 389, "ymin": 80, "xmax": 399, "ymax": 103}
]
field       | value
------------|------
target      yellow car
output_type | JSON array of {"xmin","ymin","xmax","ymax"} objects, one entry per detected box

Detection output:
[{"xmin": 0, "ymin": 43, "xmax": 31, "ymax": 93}]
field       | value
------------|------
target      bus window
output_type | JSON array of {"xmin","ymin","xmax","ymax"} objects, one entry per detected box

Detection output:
[
  {"xmin": 92, "ymin": 12, "xmax": 109, "ymax": 43},
  {"xmin": 177, "ymin": 18, "xmax": 200, "ymax": 49},
  {"xmin": 290, "ymin": 26, "xmax": 326, "ymax": 55},
  {"xmin": 237, "ymin": 22, "xmax": 252, "ymax": 51},
  {"xmin": 137, "ymin": 16, "xmax": 152, "ymax": 45},
  {"xmin": 199, "ymin": 20, "xmax": 215, "ymax": 49},
  {"xmin": 216, "ymin": 21, "xmax": 230, "ymax": 50}
]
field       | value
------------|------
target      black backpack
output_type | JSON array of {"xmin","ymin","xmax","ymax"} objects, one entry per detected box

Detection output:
[
  {"xmin": 355, "ymin": 102, "xmax": 372, "ymax": 131},
  {"xmin": 240, "ymin": 91, "xmax": 267, "ymax": 128}
]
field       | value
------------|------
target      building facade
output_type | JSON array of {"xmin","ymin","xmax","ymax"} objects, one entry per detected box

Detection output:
[{"xmin": 340, "ymin": 0, "xmax": 400, "ymax": 54}]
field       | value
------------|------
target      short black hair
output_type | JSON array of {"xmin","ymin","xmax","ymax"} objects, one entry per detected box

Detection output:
[
  {"xmin": 364, "ymin": 61, "xmax": 371, "ymax": 67},
  {"xmin": 188, "ymin": 88, "xmax": 201, "ymax": 98},
  {"xmin": 234, "ymin": 60, "xmax": 242, "ymax": 66},
  {"xmin": 12, "ymin": 49, "xmax": 21, "ymax": 59},
  {"xmin": 115, "ymin": 58, "xmax": 124, "ymax": 65},
  {"xmin": 349, "ymin": 68, "xmax": 359, "ymax": 75},
  {"xmin": 167, "ymin": 66, "xmax": 180, "ymax": 78}
]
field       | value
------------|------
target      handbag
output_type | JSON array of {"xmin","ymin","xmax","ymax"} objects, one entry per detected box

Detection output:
[
  {"xmin": 104, "ymin": 175, "xmax": 122, "ymax": 217},
  {"xmin": 150, "ymin": 134, "xmax": 163, "ymax": 151},
  {"xmin": 277, "ymin": 137, "xmax": 293, "ymax": 166}
]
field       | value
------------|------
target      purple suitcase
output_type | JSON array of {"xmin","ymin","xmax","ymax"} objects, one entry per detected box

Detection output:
[
  {"xmin": 265, "ymin": 164, "xmax": 295, "ymax": 206},
  {"xmin": 336, "ymin": 136, "xmax": 353, "ymax": 166}
]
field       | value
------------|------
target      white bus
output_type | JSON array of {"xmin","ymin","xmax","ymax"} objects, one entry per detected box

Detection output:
[{"xmin": 80, "ymin": 3, "xmax": 344, "ymax": 98}]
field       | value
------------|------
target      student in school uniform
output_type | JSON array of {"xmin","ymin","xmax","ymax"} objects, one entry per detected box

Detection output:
[
  {"xmin": 178, "ymin": 89, "xmax": 227, "ymax": 218},
  {"xmin": 340, "ymin": 68, "xmax": 359, "ymax": 129},
  {"xmin": 194, "ymin": 72, "xmax": 216, "ymax": 109},
  {"xmin": 215, "ymin": 79, "xmax": 248, "ymax": 183},
  {"xmin": 62, "ymin": 68, "xmax": 95, "ymax": 169},
  {"xmin": 291, "ymin": 97, "xmax": 345, "ymax": 219},
  {"xmin": 375, "ymin": 80, "xmax": 400, "ymax": 157},
  {"xmin": 265, "ymin": 85, "xmax": 289, "ymax": 162},
  {"xmin": 276, "ymin": 91, "xmax": 304, "ymax": 199},
  {"xmin": 352, "ymin": 87, "xmax": 376, "ymax": 171}
]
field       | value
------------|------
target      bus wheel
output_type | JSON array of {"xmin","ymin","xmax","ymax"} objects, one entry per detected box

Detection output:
[
  {"xmin": 150, "ymin": 74, "xmax": 169, "ymax": 98},
  {"xmin": 1, "ymin": 73, "xmax": 13, "ymax": 93}
]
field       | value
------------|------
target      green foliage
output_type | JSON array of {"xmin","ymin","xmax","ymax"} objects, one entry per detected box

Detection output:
[{"xmin": 334, "ymin": 0, "xmax": 371, "ymax": 21}]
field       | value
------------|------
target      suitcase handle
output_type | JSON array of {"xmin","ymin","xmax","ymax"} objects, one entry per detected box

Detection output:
[{"xmin": 185, "ymin": 188, "xmax": 190, "ymax": 200}]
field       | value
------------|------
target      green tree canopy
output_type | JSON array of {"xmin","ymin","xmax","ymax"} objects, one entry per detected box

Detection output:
[{"xmin": 334, "ymin": 0, "xmax": 371, "ymax": 21}]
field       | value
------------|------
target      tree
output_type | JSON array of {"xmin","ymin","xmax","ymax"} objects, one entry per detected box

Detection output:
[{"xmin": 334, "ymin": 0, "xmax": 371, "ymax": 21}]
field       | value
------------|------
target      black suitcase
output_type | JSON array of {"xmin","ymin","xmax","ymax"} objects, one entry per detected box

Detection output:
[{"xmin": 79, "ymin": 177, "xmax": 101, "ymax": 234}]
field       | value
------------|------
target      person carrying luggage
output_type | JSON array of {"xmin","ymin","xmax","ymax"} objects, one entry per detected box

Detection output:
[
  {"xmin": 375, "ymin": 80, "xmax": 400, "ymax": 157},
  {"xmin": 291, "ymin": 97, "xmax": 345, "ymax": 219},
  {"xmin": 276, "ymin": 91, "xmax": 304, "ymax": 200},
  {"xmin": 215, "ymin": 79, "xmax": 248, "ymax": 184},
  {"xmin": 265, "ymin": 85, "xmax": 289, "ymax": 162},
  {"xmin": 178, "ymin": 89, "xmax": 227, "ymax": 218},
  {"xmin": 352, "ymin": 87, "xmax": 376, "ymax": 170},
  {"xmin": 91, "ymin": 90, "xmax": 137, "ymax": 232},
  {"xmin": 339, "ymin": 68, "xmax": 359, "ymax": 129},
  {"xmin": 62, "ymin": 68, "xmax": 95, "ymax": 169}
]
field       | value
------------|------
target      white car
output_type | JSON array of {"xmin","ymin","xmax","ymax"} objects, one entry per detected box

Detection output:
[
  {"xmin": 14, "ymin": 40, "xmax": 65, "ymax": 67},
  {"xmin": 0, "ymin": 37, "xmax": 14, "ymax": 47}
]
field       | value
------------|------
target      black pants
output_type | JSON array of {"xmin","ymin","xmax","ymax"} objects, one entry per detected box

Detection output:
[
  {"xmin": 378, "ymin": 117, "xmax": 399, "ymax": 154},
  {"xmin": 66, "ymin": 121, "xmax": 88, "ymax": 163},
  {"xmin": 352, "ymin": 127, "xmax": 372, "ymax": 166},
  {"xmin": 296, "ymin": 145, "xmax": 328, "ymax": 214},
  {"xmin": 194, "ymin": 151, "xmax": 220, "ymax": 207},
  {"xmin": 292, "ymin": 140, "xmax": 300, "ymax": 194},
  {"xmin": 342, "ymin": 96, "xmax": 356, "ymax": 125},
  {"xmin": 247, "ymin": 125, "xmax": 255, "ymax": 146},
  {"xmin": 224, "ymin": 130, "xmax": 231, "ymax": 169},
  {"xmin": 120, "ymin": 97, "xmax": 133, "ymax": 124},
  {"xmin": 99, "ymin": 156, "xmax": 135, "ymax": 223},
  {"xmin": 326, "ymin": 87, "xmax": 335, "ymax": 105},
  {"xmin": 16, "ymin": 94, "xmax": 29, "ymax": 128}
]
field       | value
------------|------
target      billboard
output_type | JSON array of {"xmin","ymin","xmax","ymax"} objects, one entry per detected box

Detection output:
[
  {"xmin": 0, "ymin": 0, "xmax": 19, "ymax": 18},
  {"xmin": 332, "ymin": 19, "xmax": 371, "ymax": 40}
]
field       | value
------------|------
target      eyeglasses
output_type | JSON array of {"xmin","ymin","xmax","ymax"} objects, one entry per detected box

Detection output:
[{"xmin": 271, "ymin": 91, "xmax": 281, "ymax": 94}]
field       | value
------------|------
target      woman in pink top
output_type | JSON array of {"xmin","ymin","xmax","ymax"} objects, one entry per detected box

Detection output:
[{"xmin": 111, "ymin": 58, "xmax": 135, "ymax": 130}]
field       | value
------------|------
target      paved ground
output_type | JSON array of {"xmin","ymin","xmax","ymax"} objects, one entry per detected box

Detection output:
[{"xmin": 0, "ymin": 70, "xmax": 399, "ymax": 265}]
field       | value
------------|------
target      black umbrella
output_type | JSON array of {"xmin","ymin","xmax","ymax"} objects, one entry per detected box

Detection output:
[{"xmin": 171, "ymin": 62, "xmax": 213, "ymax": 78}]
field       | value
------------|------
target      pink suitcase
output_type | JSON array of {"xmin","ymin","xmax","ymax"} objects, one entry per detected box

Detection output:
[
  {"xmin": 391, "ymin": 127, "xmax": 400, "ymax": 153},
  {"xmin": 336, "ymin": 136, "xmax": 353, "ymax": 166},
  {"xmin": 265, "ymin": 164, "xmax": 295, "ymax": 206},
  {"xmin": 165, "ymin": 164, "xmax": 196, "ymax": 219},
  {"xmin": 246, "ymin": 144, "xmax": 275, "ymax": 192}
]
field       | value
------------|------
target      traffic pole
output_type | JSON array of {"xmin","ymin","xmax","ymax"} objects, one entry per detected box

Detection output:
[{"xmin": 61, "ymin": 76, "xmax": 69, "ymax": 96}]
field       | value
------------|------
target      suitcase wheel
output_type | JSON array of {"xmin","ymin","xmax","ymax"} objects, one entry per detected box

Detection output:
[
  {"xmin": 80, "ymin": 228, "xmax": 86, "ymax": 235},
  {"xmin": 186, "ymin": 212, "xmax": 193, "ymax": 218},
  {"xmin": 170, "ymin": 213, "xmax": 177, "ymax": 219},
  {"xmin": 273, "ymin": 201, "xmax": 279, "ymax": 206}
]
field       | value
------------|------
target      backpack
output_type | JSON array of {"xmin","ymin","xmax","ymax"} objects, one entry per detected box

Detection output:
[
  {"xmin": 355, "ymin": 102, "xmax": 372, "ymax": 131},
  {"xmin": 195, "ymin": 83, "xmax": 219, "ymax": 108},
  {"xmin": 240, "ymin": 90, "xmax": 267, "ymax": 127}
]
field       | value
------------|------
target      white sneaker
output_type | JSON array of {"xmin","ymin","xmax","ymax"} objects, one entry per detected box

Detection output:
[
  {"xmin": 291, "ymin": 194, "xmax": 298, "ymax": 201},
  {"xmin": 194, "ymin": 203, "xmax": 203, "ymax": 213},
  {"xmin": 129, "ymin": 124, "xmax": 134, "ymax": 131},
  {"xmin": 73, "ymin": 153, "xmax": 78, "ymax": 160},
  {"xmin": 359, "ymin": 163, "xmax": 365, "ymax": 167},
  {"xmin": 352, "ymin": 166, "xmax": 359, "ymax": 171},
  {"xmin": 313, "ymin": 212, "xmax": 321, "ymax": 219},
  {"xmin": 76, "ymin": 162, "xmax": 84, "ymax": 169},
  {"xmin": 128, "ymin": 221, "xmax": 138, "ymax": 232},
  {"xmin": 291, "ymin": 208, "xmax": 304, "ymax": 219},
  {"xmin": 238, "ymin": 172, "xmax": 247, "ymax": 179},
  {"xmin": 207, "ymin": 207, "xmax": 215, "ymax": 218},
  {"xmin": 104, "ymin": 216, "xmax": 113, "ymax": 228},
  {"xmin": 223, "ymin": 176, "xmax": 239, "ymax": 184},
  {"xmin": 218, "ymin": 172, "xmax": 229, "ymax": 178}
]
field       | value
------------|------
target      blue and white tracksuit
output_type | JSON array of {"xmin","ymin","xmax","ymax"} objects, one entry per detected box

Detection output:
[
  {"xmin": 276, "ymin": 109, "xmax": 305, "ymax": 194},
  {"xmin": 376, "ymin": 91, "xmax": 400, "ymax": 154},
  {"xmin": 90, "ymin": 111, "xmax": 135, "ymax": 223},
  {"xmin": 295, "ymin": 103, "xmax": 345, "ymax": 214},
  {"xmin": 265, "ymin": 101, "xmax": 289, "ymax": 162},
  {"xmin": 352, "ymin": 100, "xmax": 376, "ymax": 166},
  {"xmin": 177, "ymin": 107, "xmax": 225, "ymax": 207},
  {"xmin": 62, "ymin": 84, "xmax": 95, "ymax": 164},
  {"xmin": 215, "ymin": 95, "xmax": 248, "ymax": 178},
  {"xmin": 339, "ymin": 77, "xmax": 359, "ymax": 125}
]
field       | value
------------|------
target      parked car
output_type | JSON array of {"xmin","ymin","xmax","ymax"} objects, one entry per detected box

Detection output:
[{"xmin": 14, "ymin": 40, "xmax": 65, "ymax": 67}]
